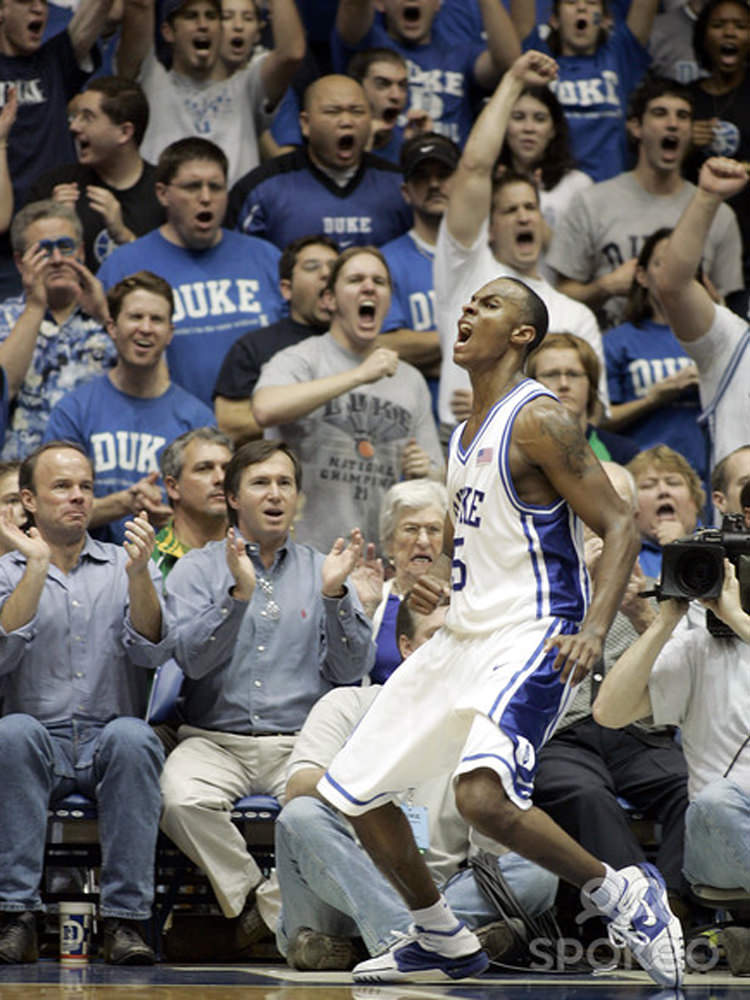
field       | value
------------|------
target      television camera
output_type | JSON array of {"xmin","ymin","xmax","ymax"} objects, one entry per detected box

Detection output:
[{"xmin": 657, "ymin": 514, "xmax": 750, "ymax": 637}]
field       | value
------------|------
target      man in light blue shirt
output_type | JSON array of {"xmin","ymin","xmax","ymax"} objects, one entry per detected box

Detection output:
[
  {"xmin": 44, "ymin": 270, "xmax": 215, "ymax": 544},
  {"xmin": 0, "ymin": 441, "xmax": 172, "ymax": 965},
  {"xmin": 162, "ymin": 438, "xmax": 374, "ymax": 954}
]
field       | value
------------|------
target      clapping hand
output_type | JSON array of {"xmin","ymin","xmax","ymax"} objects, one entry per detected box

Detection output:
[
  {"xmin": 0, "ymin": 508, "xmax": 49, "ymax": 566},
  {"xmin": 225, "ymin": 526, "xmax": 256, "ymax": 601},
  {"xmin": 123, "ymin": 510, "xmax": 156, "ymax": 575},
  {"xmin": 67, "ymin": 258, "xmax": 110, "ymax": 326},
  {"xmin": 350, "ymin": 541, "xmax": 384, "ymax": 618},
  {"xmin": 322, "ymin": 528, "xmax": 365, "ymax": 598},
  {"xmin": 19, "ymin": 242, "xmax": 50, "ymax": 310},
  {"xmin": 127, "ymin": 471, "xmax": 173, "ymax": 527}
]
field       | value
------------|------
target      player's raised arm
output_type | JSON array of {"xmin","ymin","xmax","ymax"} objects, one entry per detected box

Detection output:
[
  {"xmin": 514, "ymin": 397, "xmax": 640, "ymax": 679},
  {"xmin": 446, "ymin": 51, "xmax": 557, "ymax": 250}
]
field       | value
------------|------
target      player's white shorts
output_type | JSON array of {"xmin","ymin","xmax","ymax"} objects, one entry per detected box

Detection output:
[{"xmin": 318, "ymin": 616, "xmax": 580, "ymax": 814}]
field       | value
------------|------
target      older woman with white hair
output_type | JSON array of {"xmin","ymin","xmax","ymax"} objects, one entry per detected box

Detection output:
[{"xmin": 357, "ymin": 478, "xmax": 449, "ymax": 684}]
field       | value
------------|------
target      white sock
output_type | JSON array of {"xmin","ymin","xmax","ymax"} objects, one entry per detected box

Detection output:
[
  {"xmin": 411, "ymin": 895, "xmax": 459, "ymax": 933},
  {"xmin": 585, "ymin": 864, "xmax": 626, "ymax": 916},
  {"xmin": 411, "ymin": 896, "xmax": 479, "ymax": 957}
]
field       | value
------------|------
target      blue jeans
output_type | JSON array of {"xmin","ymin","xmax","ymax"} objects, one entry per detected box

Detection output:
[
  {"xmin": 0, "ymin": 714, "xmax": 164, "ymax": 919},
  {"xmin": 275, "ymin": 796, "xmax": 557, "ymax": 957},
  {"xmin": 683, "ymin": 777, "xmax": 750, "ymax": 891}
]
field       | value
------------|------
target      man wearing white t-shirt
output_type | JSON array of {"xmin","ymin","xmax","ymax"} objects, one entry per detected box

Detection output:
[
  {"xmin": 116, "ymin": 0, "xmax": 304, "ymax": 185},
  {"xmin": 653, "ymin": 157, "xmax": 750, "ymax": 469},
  {"xmin": 433, "ymin": 50, "xmax": 607, "ymax": 443}
]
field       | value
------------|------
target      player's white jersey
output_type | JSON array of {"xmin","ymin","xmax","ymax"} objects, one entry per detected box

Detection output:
[{"xmin": 446, "ymin": 378, "xmax": 591, "ymax": 636}]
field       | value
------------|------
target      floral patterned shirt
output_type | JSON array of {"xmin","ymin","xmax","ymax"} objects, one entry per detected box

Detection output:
[{"xmin": 0, "ymin": 296, "xmax": 115, "ymax": 460}]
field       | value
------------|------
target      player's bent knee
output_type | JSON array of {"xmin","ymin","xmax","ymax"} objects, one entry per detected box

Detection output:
[{"xmin": 455, "ymin": 769, "xmax": 518, "ymax": 835}]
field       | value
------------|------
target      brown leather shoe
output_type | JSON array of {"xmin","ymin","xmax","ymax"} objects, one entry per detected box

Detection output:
[
  {"xmin": 475, "ymin": 917, "xmax": 526, "ymax": 962},
  {"xmin": 101, "ymin": 919, "xmax": 155, "ymax": 965},
  {"xmin": 286, "ymin": 927, "xmax": 361, "ymax": 970}
]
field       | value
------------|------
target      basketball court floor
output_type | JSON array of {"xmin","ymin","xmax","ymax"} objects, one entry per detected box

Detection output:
[{"xmin": 0, "ymin": 960, "xmax": 744, "ymax": 999}]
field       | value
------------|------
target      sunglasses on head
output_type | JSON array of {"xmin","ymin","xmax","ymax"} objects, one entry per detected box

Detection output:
[{"xmin": 37, "ymin": 237, "xmax": 77, "ymax": 258}]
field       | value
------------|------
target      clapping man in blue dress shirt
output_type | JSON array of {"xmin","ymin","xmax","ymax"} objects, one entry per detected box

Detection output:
[
  {"xmin": 0, "ymin": 441, "xmax": 172, "ymax": 965},
  {"xmin": 162, "ymin": 438, "xmax": 375, "ymax": 956}
]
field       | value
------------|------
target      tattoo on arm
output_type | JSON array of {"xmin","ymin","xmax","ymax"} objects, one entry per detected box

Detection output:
[{"xmin": 538, "ymin": 409, "xmax": 592, "ymax": 479}]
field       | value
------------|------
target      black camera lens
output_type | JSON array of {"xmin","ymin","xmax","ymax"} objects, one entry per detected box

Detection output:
[{"xmin": 675, "ymin": 552, "xmax": 721, "ymax": 597}]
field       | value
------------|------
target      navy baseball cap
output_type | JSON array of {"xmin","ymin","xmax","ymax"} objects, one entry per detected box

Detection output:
[{"xmin": 400, "ymin": 133, "xmax": 460, "ymax": 180}]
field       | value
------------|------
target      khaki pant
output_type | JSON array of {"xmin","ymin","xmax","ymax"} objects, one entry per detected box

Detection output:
[{"xmin": 160, "ymin": 725, "xmax": 295, "ymax": 917}]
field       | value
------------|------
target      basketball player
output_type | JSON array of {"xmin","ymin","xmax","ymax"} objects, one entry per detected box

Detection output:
[{"xmin": 317, "ymin": 275, "xmax": 685, "ymax": 988}]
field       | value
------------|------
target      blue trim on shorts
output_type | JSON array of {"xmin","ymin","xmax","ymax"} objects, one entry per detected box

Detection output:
[
  {"xmin": 485, "ymin": 618, "xmax": 579, "ymax": 803},
  {"xmin": 460, "ymin": 751, "xmax": 534, "ymax": 799},
  {"xmin": 487, "ymin": 619, "xmax": 560, "ymax": 721},
  {"xmin": 320, "ymin": 769, "xmax": 393, "ymax": 809}
]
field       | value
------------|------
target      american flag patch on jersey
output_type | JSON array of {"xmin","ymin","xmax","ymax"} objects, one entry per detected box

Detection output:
[{"xmin": 477, "ymin": 447, "xmax": 493, "ymax": 464}]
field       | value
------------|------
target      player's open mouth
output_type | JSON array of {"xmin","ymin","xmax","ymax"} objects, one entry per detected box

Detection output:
[
  {"xmin": 76, "ymin": 137, "xmax": 90, "ymax": 152},
  {"xmin": 657, "ymin": 502, "xmax": 676, "ymax": 517},
  {"xmin": 134, "ymin": 337, "xmax": 154, "ymax": 349},
  {"xmin": 263, "ymin": 506, "xmax": 284, "ymax": 520},
  {"xmin": 575, "ymin": 16, "xmax": 588, "ymax": 30},
  {"xmin": 196, "ymin": 211, "xmax": 214, "ymax": 227},
  {"xmin": 338, "ymin": 134, "xmax": 355, "ymax": 152},
  {"xmin": 359, "ymin": 300, "xmax": 376, "ymax": 319},
  {"xmin": 720, "ymin": 43, "xmax": 739, "ymax": 56},
  {"xmin": 382, "ymin": 106, "xmax": 400, "ymax": 124},
  {"xmin": 661, "ymin": 136, "xmax": 679, "ymax": 151},
  {"xmin": 516, "ymin": 231, "xmax": 535, "ymax": 245},
  {"xmin": 457, "ymin": 321, "xmax": 472, "ymax": 342},
  {"xmin": 230, "ymin": 36, "xmax": 245, "ymax": 50},
  {"xmin": 194, "ymin": 37, "xmax": 212, "ymax": 51},
  {"xmin": 28, "ymin": 18, "xmax": 44, "ymax": 34},
  {"xmin": 403, "ymin": 4, "xmax": 420, "ymax": 23}
]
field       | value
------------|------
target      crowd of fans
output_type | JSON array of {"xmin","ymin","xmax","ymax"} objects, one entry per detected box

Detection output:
[{"xmin": 1, "ymin": 0, "xmax": 750, "ymax": 979}]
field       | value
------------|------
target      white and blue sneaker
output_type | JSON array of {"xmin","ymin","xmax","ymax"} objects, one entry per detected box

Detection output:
[
  {"xmin": 352, "ymin": 925, "xmax": 489, "ymax": 983},
  {"xmin": 606, "ymin": 864, "xmax": 684, "ymax": 987}
]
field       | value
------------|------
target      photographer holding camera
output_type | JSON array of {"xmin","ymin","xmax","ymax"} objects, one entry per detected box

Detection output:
[{"xmin": 594, "ymin": 540, "xmax": 750, "ymax": 955}]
